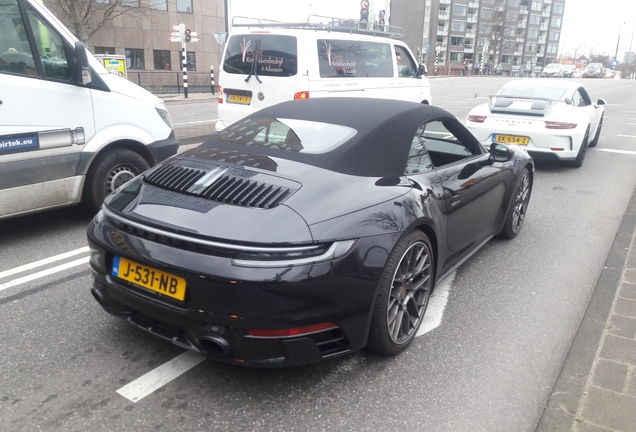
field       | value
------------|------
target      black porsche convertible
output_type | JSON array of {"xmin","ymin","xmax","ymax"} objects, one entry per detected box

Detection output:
[{"xmin": 87, "ymin": 98, "xmax": 534, "ymax": 367}]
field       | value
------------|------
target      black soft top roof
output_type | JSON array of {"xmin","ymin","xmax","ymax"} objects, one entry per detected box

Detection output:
[{"xmin": 203, "ymin": 98, "xmax": 451, "ymax": 177}]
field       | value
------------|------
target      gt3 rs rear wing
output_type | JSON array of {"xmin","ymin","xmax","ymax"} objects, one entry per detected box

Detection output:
[{"xmin": 474, "ymin": 94, "xmax": 564, "ymax": 117}]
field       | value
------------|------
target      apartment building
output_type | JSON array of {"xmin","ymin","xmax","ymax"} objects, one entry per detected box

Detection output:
[
  {"xmin": 44, "ymin": 0, "xmax": 226, "ymax": 89},
  {"xmin": 391, "ymin": 0, "xmax": 566, "ymax": 76}
]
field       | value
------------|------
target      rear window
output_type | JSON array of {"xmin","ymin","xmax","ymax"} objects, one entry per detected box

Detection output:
[
  {"xmin": 318, "ymin": 39, "xmax": 393, "ymax": 78},
  {"xmin": 223, "ymin": 35, "xmax": 297, "ymax": 77},
  {"xmin": 218, "ymin": 117, "xmax": 357, "ymax": 154},
  {"xmin": 500, "ymin": 85, "xmax": 567, "ymax": 99}
]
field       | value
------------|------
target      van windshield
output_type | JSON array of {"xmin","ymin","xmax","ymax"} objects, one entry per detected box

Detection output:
[{"xmin": 223, "ymin": 35, "xmax": 297, "ymax": 77}]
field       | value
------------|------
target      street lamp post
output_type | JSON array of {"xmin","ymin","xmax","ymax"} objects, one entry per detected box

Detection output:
[{"xmin": 615, "ymin": 21, "xmax": 625, "ymax": 61}]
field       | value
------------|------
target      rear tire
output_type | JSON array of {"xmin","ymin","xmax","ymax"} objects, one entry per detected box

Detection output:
[
  {"xmin": 588, "ymin": 116, "xmax": 603, "ymax": 148},
  {"xmin": 367, "ymin": 231, "xmax": 434, "ymax": 356},
  {"xmin": 569, "ymin": 128, "xmax": 590, "ymax": 168},
  {"xmin": 84, "ymin": 149, "xmax": 149, "ymax": 214}
]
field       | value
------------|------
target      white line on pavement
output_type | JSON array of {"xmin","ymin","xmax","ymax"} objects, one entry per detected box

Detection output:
[
  {"xmin": 595, "ymin": 148, "xmax": 636, "ymax": 156},
  {"xmin": 618, "ymin": 135, "xmax": 636, "ymax": 138},
  {"xmin": 627, "ymin": 123, "xmax": 636, "ymax": 126},
  {"xmin": 117, "ymin": 351, "xmax": 206, "ymax": 402},
  {"xmin": 0, "ymin": 257, "xmax": 90, "ymax": 292},
  {"xmin": 0, "ymin": 246, "xmax": 89, "ymax": 280},
  {"xmin": 417, "ymin": 271, "xmax": 455, "ymax": 337}
]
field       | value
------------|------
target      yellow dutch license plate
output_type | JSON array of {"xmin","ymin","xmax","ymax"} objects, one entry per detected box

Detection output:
[
  {"xmin": 228, "ymin": 94, "xmax": 251, "ymax": 105},
  {"xmin": 493, "ymin": 134, "xmax": 529, "ymax": 145},
  {"xmin": 112, "ymin": 256, "xmax": 187, "ymax": 301}
]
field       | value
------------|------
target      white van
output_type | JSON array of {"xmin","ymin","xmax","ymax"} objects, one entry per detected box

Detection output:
[
  {"xmin": 216, "ymin": 16, "xmax": 432, "ymax": 131},
  {"xmin": 0, "ymin": 0, "xmax": 178, "ymax": 219}
]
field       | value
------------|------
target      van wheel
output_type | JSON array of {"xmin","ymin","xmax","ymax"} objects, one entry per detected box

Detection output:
[{"xmin": 84, "ymin": 149, "xmax": 149, "ymax": 214}]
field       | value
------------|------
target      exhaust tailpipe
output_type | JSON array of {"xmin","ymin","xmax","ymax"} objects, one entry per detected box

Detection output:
[{"xmin": 198, "ymin": 335, "xmax": 232, "ymax": 356}]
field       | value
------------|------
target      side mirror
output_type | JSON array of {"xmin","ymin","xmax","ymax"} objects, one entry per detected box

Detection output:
[
  {"xmin": 596, "ymin": 98, "xmax": 606, "ymax": 106},
  {"xmin": 490, "ymin": 143, "xmax": 513, "ymax": 163},
  {"xmin": 74, "ymin": 41, "xmax": 92, "ymax": 86},
  {"xmin": 417, "ymin": 64, "xmax": 427, "ymax": 78}
]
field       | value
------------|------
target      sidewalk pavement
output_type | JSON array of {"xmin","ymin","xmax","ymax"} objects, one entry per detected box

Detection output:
[
  {"xmin": 536, "ymin": 189, "xmax": 636, "ymax": 432},
  {"xmin": 158, "ymin": 91, "xmax": 218, "ymax": 104}
]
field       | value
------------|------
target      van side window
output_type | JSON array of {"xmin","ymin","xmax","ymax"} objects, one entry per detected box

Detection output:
[
  {"xmin": 318, "ymin": 39, "xmax": 392, "ymax": 78},
  {"xmin": 0, "ymin": 1, "xmax": 37, "ymax": 76},
  {"xmin": 25, "ymin": 3, "xmax": 70, "ymax": 81},
  {"xmin": 223, "ymin": 35, "xmax": 297, "ymax": 77},
  {"xmin": 394, "ymin": 45, "xmax": 417, "ymax": 78}
]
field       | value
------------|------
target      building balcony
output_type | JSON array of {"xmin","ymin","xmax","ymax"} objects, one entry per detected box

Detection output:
[
  {"xmin": 464, "ymin": 46, "xmax": 474, "ymax": 53},
  {"xmin": 538, "ymin": 37, "xmax": 547, "ymax": 43},
  {"xmin": 468, "ymin": 1, "xmax": 479, "ymax": 7},
  {"xmin": 537, "ymin": 49, "xmax": 545, "ymax": 56},
  {"xmin": 544, "ymin": 0, "xmax": 552, "ymax": 3},
  {"xmin": 542, "ymin": 10, "xmax": 551, "ymax": 17},
  {"xmin": 514, "ymin": 51, "xmax": 524, "ymax": 56},
  {"xmin": 518, "ymin": 22, "xmax": 526, "ymax": 28},
  {"xmin": 540, "ymin": 23, "xmax": 549, "ymax": 30},
  {"xmin": 438, "ymin": 13, "xmax": 449, "ymax": 20},
  {"xmin": 466, "ymin": 30, "xmax": 476, "ymax": 37},
  {"xmin": 439, "ymin": 0, "xmax": 451, "ymax": 4},
  {"xmin": 467, "ymin": 15, "xmax": 478, "ymax": 23},
  {"xmin": 519, "ymin": 6, "xmax": 528, "ymax": 14},
  {"xmin": 516, "ymin": 36, "xmax": 525, "ymax": 42},
  {"xmin": 438, "ymin": 28, "xmax": 448, "ymax": 36}
]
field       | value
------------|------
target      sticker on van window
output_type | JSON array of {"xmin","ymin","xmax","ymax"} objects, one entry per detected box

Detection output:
[
  {"xmin": 317, "ymin": 40, "xmax": 393, "ymax": 79},
  {"xmin": 223, "ymin": 35, "xmax": 297, "ymax": 77},
  {"xmin": 0, "ymin": 134, "xmax": 39, "ymax": 154}
]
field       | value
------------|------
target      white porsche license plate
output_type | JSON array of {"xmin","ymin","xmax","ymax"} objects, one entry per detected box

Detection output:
[{"xmin": 493, "ymin": 134, "xmax": 529, "ymax": 145}]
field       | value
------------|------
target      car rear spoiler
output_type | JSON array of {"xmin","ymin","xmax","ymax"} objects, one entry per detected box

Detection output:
[{"xmin": 474, "ymin": 94, "xmax": 565, "ymax": 117}]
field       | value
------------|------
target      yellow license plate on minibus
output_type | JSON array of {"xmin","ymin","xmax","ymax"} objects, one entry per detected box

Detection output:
[
  {"xmin": 228, "ymin": 94, "xmax": 251, "ymax": 105},
  {"xmin": 493, "ymin": 134, "xmax": 529, "ymax": 145},
  {"xmin": 112, "ymin": 256, "xmax": 187, "ymax": 301}
]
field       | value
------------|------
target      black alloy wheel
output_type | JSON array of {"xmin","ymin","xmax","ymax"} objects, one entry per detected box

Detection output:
[
  {"xmin": 499, "ymin": 168, "xmax": 532, "ymax": 239},
  {"xmin": 367, "ymin": 231, "xmax": 434, "ymax": 355}
]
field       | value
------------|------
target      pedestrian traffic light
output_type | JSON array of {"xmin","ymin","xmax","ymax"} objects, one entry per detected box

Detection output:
[
  {"xmin": 360, "ymin": 0, "xmax": 369, "ymax": 23},
  {"xmin": 185, "ymin": 29, "xmax": 191, "ymax": 42}
]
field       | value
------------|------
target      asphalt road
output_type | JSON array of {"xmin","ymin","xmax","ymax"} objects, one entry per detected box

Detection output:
[{"xmin": 1, "ymin": 77, "xmax": 635, "ymax": 431}]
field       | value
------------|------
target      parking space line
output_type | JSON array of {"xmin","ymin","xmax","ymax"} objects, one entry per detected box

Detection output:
[
  {"xmin": 618, "ymin": 135, "xmax": 636, "ymax": 138},
  {"xmin": 0, "ymin": 257, "xmax": 89, "ymax": 292},
  {"xmin": 0, "ymin": 247, "xmax": 89, "ymax": 280},
  {"xmin": 595, "ymin": 148, "xmax": 636, "ymax": 156},
  {"xmin": 417, "ymin": 271, "xmax": 455, "ymax": 337},
  {"xmin": 117, "ymin": 351, "xmax": 206, "ymax": 402},
  {"xmin": 173, "ymin": 119, "xmax": 217, "ymax": 126}
]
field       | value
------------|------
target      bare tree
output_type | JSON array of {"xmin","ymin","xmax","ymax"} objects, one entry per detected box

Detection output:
[
  {"xmin": 477, "ymin": 0, "xmax": 516, "ymax": 67},
  {"xmin": 46, "ymin": 0, "xmax": 150, "ymax": 44}
]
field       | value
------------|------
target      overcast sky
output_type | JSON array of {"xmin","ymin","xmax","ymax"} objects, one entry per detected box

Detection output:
[{"xmin": 229, "ymin": 0, "xmax": 636, "ymax": 61}]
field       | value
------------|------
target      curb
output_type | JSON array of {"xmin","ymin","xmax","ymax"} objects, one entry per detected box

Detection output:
[{"xmin": 534, "ymin": 187, "xmax": 636, "ymax": 431}]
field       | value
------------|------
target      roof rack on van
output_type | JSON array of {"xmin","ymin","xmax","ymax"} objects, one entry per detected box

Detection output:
[{"xmin": 231, "ymin": 14, "xmax": 404, "ymax": 39}]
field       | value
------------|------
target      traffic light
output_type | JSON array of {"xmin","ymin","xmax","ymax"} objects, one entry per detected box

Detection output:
[
  {"xmin": 360, "ymin": 0, "xmax": 369, "ymax": 23},
  {"xmin": 184, "ymin": 29, "xmax": 191, "ymax": 42}
]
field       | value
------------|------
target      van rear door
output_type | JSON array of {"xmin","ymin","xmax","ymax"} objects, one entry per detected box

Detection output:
[
  {"xmin": 219, "ymin": 34, "xmax": 298, "ymax": 128},
  {"xmin": 0, "ymin": 0, "xmax": 94, "ymax": 218}
]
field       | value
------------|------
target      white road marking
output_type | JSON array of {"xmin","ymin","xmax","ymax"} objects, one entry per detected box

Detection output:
[
  {"xmin": 617, "ymin": 134, "xmax": 636, "ymax": 138},
  {"xmin": 595, "ymin": 148, "xmax": 636, "ymax": 156},
  {"xmin": 0, "ymin": 247, "xmax": 89, "ymax": 280},
  {"xmin": 627, "ymin": 123, "xmax": 636, "ymax": 126},
  {"xmin": 0, "ymin": 257, "xmax": 89, "ymax": 292},
  {"xmin": 173, "ymin": 119, "xmax": 217, "ymax": 126},
  {"xmin": 117, "ymin": 351, "xmax": 206, "ymax": 402},
  {"xmin": 417, "ymin": 271, "xmax": 456, "ymax": 337}
]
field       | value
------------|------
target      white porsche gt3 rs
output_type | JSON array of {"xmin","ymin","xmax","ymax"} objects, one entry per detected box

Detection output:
[{"xmin": 466, "ymin": 79, "xmax": 606, "ymax": 167}]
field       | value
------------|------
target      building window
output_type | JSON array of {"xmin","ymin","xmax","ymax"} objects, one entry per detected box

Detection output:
[
  {"xmin": 553, "ymin": 3, "xmax": 564, "ymax": 14},
  {"xmin": 450, "ymin": 36, "xmax": 464, "ymax": 46},
  {"xmin": 177, "ymin": 0, "xmax": 192, "ymax": 13},
  {"xmin": 531, "ymin": 1, "xmax": 542, "ymax": 11},
  {"xmin": 149, "ymin": 0, "xmax": 167, "ymax": 11},
  {"xmin": 551, "ymin": 18, "xmax": 562, "ymax": 27},
  {"xmin": 126, "ymin": 48, "xmax": 144, "ymax": 69},
  {"xmin": 186, "ymin": 51, "xmax": 196, "ymax": 70},
  {"xmin": 453, "ymin": 5, "xmax": 467, "ymax": 16},
  {"xmin": 481, "ymin": 8, "xmax": 493, "ymax": 20},
  {"xmin": 529, "ymin": 14, "xmax": 540, "ymax": 25},
  {"xmin": 508, "ymin": 0, "xmax": 520, "ymax": 6},
  {"xmin": 527, "ymin": 29, "xmax": 539, "ymax": 38},
  {"xmin": 506, "ymin": 11, "xmax": 518, "ymax": 21},
  {"xmin": 549, "ymin": 31, "xmax": 560, "ymax": 41},
  {"xmin": 154, "ymin": 50, "xmax": 171, "ymax": 70},
  {"xmin": 94, "ymin": 46, "xmax": 115, "ymax": 55},
  {"xmin": 501, "ymin": 55, "xmax": 513, "ymax": 64},
  {"xmin": 122, "ymin": 0, "xmax": 139, "ymax": 7},
  {"xmin": 547, "ymin": 44, "xmax": 558, "ymax": 54},
  {"xmin": 451, "ymin": 21, "xmax": 466, "ymax": 32},
  {"xmin": 449, "ymin": 52, "xmax": 462, "ymax": 62}
]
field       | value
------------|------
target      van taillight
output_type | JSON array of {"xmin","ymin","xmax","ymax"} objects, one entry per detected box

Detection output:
[
  {"xmin": 294, "ymin": 91, "xmax": 309, "ymax": 100},
  {"xmin": 218, "ymin": 85, "xmax": 223, "ymax": 104}
]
